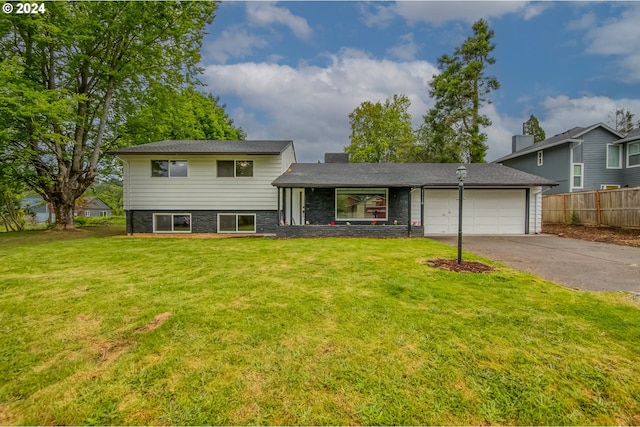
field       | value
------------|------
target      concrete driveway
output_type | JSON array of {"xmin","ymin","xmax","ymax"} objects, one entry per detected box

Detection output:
[{"xmin": 429, "ymin": 235, "xmax": 640, "ymax": 293}]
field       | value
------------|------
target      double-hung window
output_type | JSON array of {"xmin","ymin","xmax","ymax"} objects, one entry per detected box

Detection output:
[
  {"xmin": 606, "ymin": 144, "xmax": 622, "ymax": 169},
  {"xmin": 537, "ymin": 150, "xmax": 543, "ymax": 166},
  {"xmin": 572, "ymin": 163, "xmax": 584, "ymax": 189},
  {"xmin": 628, "ymin": 142, "xmax": 640, "ymax": 167},
  {"xmin": 151, "ymin": 160, "xmax": 188, "ymax": 177},
  {"xmin": 217, "ymin": 160, "xmax": 254, "ymax": 177}
]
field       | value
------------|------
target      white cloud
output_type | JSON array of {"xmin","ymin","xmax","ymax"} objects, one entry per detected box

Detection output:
[
  {"xmin": 362, "ymin": 1, "xmax": 536, "ymax": 27},
  {"xmin": 567, "ymin": 11, "xmax": 597, "ymax": 31},
  {"xmin": 246, "ymin": 2, "xmax": 312, "ymax": 40},
  {"xmin": 203, "ymin": 49, "xmax": 438, "ymax": 162},
  {"xmin": 539, "ymin": 95, "xmax": 640, "ymax": 135},
  {"xmin": 387, "ymin": 33, "xmax": 420, "ymax": 61},
  {"xmin": 580, "ymin": 4, "xmax": 640, "ymax": 82},
  {"xmin": 204, "ymin": 25, "xmax": 269, "ymax": 64}
]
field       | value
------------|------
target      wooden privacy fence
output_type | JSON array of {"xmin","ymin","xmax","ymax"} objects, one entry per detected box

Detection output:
[{"xmin": 542, "ymin": 188, "xmax": 640, "ymax": 228}]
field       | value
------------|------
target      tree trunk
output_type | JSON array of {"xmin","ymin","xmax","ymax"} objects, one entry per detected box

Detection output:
[
  {"xmin": 53, "ymin": 203, "xmax": 75, "ymax": 230},
  {"xmin": 52, "ymin": 197, "xmax": 76, "ymax": 230}
]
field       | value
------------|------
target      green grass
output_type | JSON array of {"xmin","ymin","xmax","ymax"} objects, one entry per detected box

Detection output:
[{"xmin": 1, "ymin": 227, "xmax": 639, "ymax": 425}]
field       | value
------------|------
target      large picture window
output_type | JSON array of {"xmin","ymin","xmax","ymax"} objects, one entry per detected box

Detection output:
[
  {"xmin": 153, "ymin": 213, "xmax": 191, "ymax": 233},
  {"xmin": 217, "ymin": 160, "xmax": 254, "ymax": 177},
  {"xmin": 218, "ymin": 214, "xmax": 256, "ymax": 233},
  {"xmin": 336, "ymin": 188, "xmax": 387, "ymax": 221},
  {"xmin": 628, "ymin": 142, "xmax": 640, "ymax": 167},
  {"xmin": 151, "ymin": 160, "xmax": 188, "ymax": 177}
]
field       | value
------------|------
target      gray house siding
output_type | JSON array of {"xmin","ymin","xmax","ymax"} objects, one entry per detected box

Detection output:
[
  {"xmin": 501, "ymin": 145, "xmax": 570, "ymax": 194},
  {"xmin": 621, "ymin": 142, "xmax": 640, "ymax": 187},
  {"xmin": 581, "ymin": 127, "xmax": 624, "ymax": 190}
]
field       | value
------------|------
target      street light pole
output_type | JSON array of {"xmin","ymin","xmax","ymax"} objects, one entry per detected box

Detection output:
[{"xmin": 456, "ymin": 165, "xmax": 467, "ymax": 264}]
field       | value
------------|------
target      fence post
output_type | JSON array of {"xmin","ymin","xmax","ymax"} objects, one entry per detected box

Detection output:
[
  {"xmin": 562, "ymin": 193, "xmax": 567, "ymax": 224},
  {"xmin": 596, "ymin": 190, "xmax": 601, "ymax": 226}
]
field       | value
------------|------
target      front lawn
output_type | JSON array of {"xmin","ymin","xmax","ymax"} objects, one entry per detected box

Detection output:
[{"xmin": 1, "ymin": 230, "xmax": 639, "ymax": 425}]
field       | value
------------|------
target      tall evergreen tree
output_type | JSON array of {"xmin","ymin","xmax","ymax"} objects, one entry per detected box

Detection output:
[{"xmin": 423, "ymin": 19, "xmax": 500, "ymax": 163}]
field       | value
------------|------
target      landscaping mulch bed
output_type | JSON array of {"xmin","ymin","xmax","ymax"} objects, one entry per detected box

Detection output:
[
  {"xmin": 543, "ymin": 223, "xmax": 640, "ymax": 248},
  {"xmin": 427, "ymin": 258, "xmax": 496, "ymax": 273}
]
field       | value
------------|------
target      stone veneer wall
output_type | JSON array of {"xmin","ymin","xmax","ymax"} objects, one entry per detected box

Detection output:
[{"xmin": 276, "ymin": 225, "xmax": 424, "ymax": 238}]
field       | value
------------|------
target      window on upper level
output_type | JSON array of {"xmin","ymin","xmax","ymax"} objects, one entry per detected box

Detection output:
[
  {"xmin": 217, "ymin": 160, "xmax": 254, "ymax": 177},
  {"xmin": 151, "ymin": 160, "xmax": 188, "ymax": 177},
  {"xmin": 537, "ymin": 150, "xmax": 543, "ymax": 166},
  {"xmin": 606, "ymin": 144, "xmax": 622, "ymax": 169},
  {"xmin": 628, "ymin": 142, "xmax": 640, "ymax": 168},
  {"xmin": 572, "ymin": 163, "xmax": 583, "ymax": 189}
]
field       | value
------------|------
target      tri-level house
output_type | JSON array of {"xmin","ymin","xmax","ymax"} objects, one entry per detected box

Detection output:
[
  {"xmin": 494, "ymin": 122, "xmax": 640, "ymax": 194},
  {"xmin": 111, "ymin": 140, "xmax": 558, "ymax": 236},
  {"xmin": 110, "ymin": 140, "xmax": 296, "ymax": 234}
]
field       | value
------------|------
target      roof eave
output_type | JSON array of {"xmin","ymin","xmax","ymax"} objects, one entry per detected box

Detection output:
[{"xmin": 494, "ymin": 138, "xmax": 581, "ymax": 163}]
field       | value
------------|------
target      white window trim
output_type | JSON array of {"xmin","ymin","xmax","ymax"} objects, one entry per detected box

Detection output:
[
  {"xmin": 216, "ymin": 160, "xmax": 255, "ymax": 178},
  {"xmin": 217, "ymin": 213, "xmax": 256, "ymax": 233},
  {"xmin": 627, "ymin": 142, "xmax": 640, "ymax": 168},
  {"xmin": 606, "ymin": 144, "xmax": 622, "ymax": 169},
  {"xmin": 571, "ymin": 163, "xmax": 584, "ymax": 189},
  {"xmin": 151, "ymin": 160, "xmax": 189, "ymax": 178},
  {"xmin": 537, "ymin": 150, "xmax": 543, "ymax": 166},
  {"xmin": 153, "ymin": 213, "xmax": 192, "ymax": 233},
  {"xmin": 335, "ymin": 188, "xmax": 389, "ymax": 222}
]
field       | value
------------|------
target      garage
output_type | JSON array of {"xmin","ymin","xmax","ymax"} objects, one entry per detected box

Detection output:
[{"xmin": 424, "ymin": 188, "xmax": 527, "ymax": 235}]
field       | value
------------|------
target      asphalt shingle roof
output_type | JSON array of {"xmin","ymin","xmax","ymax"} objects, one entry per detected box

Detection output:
[
  {"xmin": 272, "ymin": 163, "xmax": 557, "ymax": 187},
  {"xmin": 109, "ymin": 140, "xmax": 293, "ymax": 155},
  {"xmin": 615, "ymin": 127, "xmax": 640, "ymax": 144}
]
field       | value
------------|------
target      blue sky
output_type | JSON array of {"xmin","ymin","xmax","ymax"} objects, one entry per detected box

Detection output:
[{"xmin": 200, "ymin": 1, "xmax": 640, "ymax": 162}]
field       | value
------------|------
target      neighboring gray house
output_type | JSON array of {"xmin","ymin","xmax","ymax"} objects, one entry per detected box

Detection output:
[
  {"xmin": 612, "ymin": 127, "xmax": 640, "ymax": 188},
  {"xmin": 111, "ymin": 140, "xmax": 557, "ymax": 236},
  {"xmin": 76, "ymin": 196, "xmax": 112, "ymax": 217},
  {"xmin": 493, "ymin": 123, "xmax": 640, "ymax": 194}
]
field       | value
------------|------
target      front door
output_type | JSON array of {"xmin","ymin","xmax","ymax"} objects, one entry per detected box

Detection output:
[{"xmin": 291, "ymin": 189, "xmax": 305, "ymax": 225}]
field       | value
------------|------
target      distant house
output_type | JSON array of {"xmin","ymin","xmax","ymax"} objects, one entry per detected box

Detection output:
[
  {"xmin": 21, "ymin": 196, "xmax": 54, "ymax": 224},
  {"xmin": 111, "ymin": 140, "xmax": 557, "ymax": 236},
  {"xmin": 494, "ymin": 122, "xmax": 639, "ymax": 194},
  {"xmin": 21, "ymin": 195, "xmax": 112, "ymax": 224},
  {"xmin": 75, "ymin": 196, "xmax": 112, "ymax": 217}
]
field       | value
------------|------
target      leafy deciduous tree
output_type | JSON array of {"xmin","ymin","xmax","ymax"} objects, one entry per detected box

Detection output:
[
  {"xmin": 609, "ymin": 108, "xmax": 637, "ymax": 134},
  {"xmin": 0, "ymin": 1, "xmax": 219, "ymax": 230},
  {"xmin": 345, "ymin": 94, "xmax": 415, "ymax": 163}
]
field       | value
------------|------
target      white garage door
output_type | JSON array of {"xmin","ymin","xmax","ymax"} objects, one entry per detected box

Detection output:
[{"xmin": 424, "ymin": 189, "xmax": 526, "ymax": 235}]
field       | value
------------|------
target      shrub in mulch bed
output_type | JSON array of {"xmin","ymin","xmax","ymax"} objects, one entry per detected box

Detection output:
[{"xmin": 427, "ymin": 258, "xmax": 496, "ymax": 273}]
